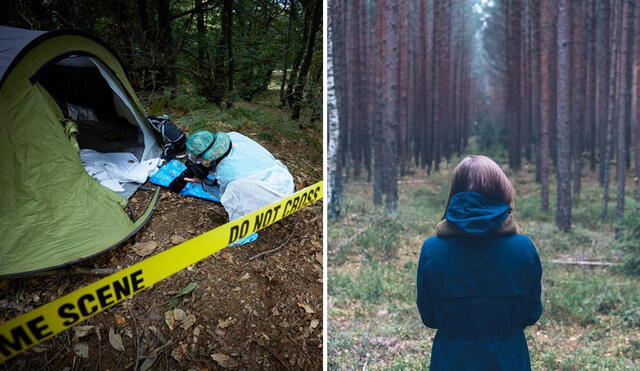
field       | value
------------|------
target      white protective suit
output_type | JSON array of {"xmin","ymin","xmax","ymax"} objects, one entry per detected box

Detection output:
[{"xmin": 207, "ymin": 132, "xmax": 295, "ymax": 220}]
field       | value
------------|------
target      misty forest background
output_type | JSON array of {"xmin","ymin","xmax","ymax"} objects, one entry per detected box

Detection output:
[{"xmin": 328, "ymin": 0, "xmax": 640, "ymax": 369}]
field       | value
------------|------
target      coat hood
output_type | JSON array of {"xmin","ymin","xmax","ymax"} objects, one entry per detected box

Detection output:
[{"xmin": 445, "ymin": 192, "xmax": 510, "ymax": 235}]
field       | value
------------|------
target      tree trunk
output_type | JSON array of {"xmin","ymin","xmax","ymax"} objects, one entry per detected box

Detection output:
[
  {"xmin": 373, "ymin": 0, "xmax": 386, "ymax": 206},
  {"xmin": 137, "ymin": 0, "xmax": 149, "ymax": 40},
  {"xmin": 539, "ymin": 0, "xmax": 552, "ymax": 211},
  {"xmin": 616, "ymin": 0, "xmax": 636, "ymax": 238},
  {"xmin": 556, "ymin": 0, "xmax": 572, "ymax": 231},
  {"xmin": 223, "ymin": 0, "xmax": 234, "ymax": 107},
  {"xmin": 532, "ymin": 0, "xmax": 542, "ymax": 184},
  {"xmin": 597, "ymin": 1, "xmax": 611, "ymax": 187},
  {"xmin": 285, "ymin": 3, "xmax": 312, "ymax": 107},
  {"xmin": 328, "ymin": 11, "xmax": 342, "ymax": 219},
  {"xmin": 382, "ymin": 0, "xmax": 399, "ymax": 216},
  {"xmin": 636, "ymin": 4, "xmax": 640, "ymax": 201},
  {"xmin": 291, "ymin": 0, "xmax": 322, "ymax": 120},
  {"xmin": 157, "ymin": 0, "xmax": 176, "ymax": 86},
  {"xmin": 602, "ymin": 1, "xmax": 619, "ymax": 220},
  {"xmin": 571, "ymin": 1, "xmax": 586, "ymax": 196},
  {"xmin": 280, "ymin": 0, "xmax": 296, "ymax": 105}
]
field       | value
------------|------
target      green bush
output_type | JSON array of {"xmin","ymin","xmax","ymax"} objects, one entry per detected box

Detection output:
[
  {"xmin": 620, "ymin": 200, "xmax": 640, "ymax": 275},
  {"xmin": 355, "ymin": 218, "xmax": 404, "ymax": 260},
  {"xmin": 148, "ymin": 85, "xmax": 210, "ymax": 115},
  {"xmin": 544, "ymin": 268, "xmax": 640, "ymax": 325},
  {"xmin": 329, "ymin": 265, "xmax": 385, "ymax": 303}
]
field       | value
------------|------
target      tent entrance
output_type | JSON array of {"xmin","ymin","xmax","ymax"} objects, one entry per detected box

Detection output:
[
  {"xmin": 36, "ymin": 54, "xmax": 160, "ymax": 198},
  {"xmin": 38, "ymin": 55, "xmax": 146, "ymax": 158}
]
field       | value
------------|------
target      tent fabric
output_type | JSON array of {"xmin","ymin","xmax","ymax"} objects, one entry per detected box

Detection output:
[
  {"xmin": 0, "ymin": 26, "xmax": 45, "ymax": 82},
  {"xmin": 0, "ymin": 26, "xmax": 160, "ymax": 276}
]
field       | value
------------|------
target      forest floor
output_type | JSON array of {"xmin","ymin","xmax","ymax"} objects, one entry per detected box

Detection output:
[
  {"xmin": 1, "ymin": 85, "xmax": 323, "ymax": 370},
  {"xmin": 328, "ymin": 145, "xmax": 640, "ymax": 370}
]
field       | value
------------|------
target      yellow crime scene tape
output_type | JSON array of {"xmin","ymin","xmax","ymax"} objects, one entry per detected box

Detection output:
[{"xmin": 0, "ymin": 181, "xmax": 323, "ymax": 363}]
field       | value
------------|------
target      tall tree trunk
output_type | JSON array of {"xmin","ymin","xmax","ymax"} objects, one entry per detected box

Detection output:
[
  {"xmin": 195, "ymin": 0, "xmax": 212, "ymax": 96},
  {"xmin": 285, "ymin": 3, "xmax": 312, "ymax": 107},
  {"xmin": 382, "ymin": 0, "xmax": 399, "ymax": 216},
  {"xmin": 587, "ymin": 0, "xmax": 597, "ymax": 172},
  {"xmin": 597, "ymin": 1, "xmax": 611, "ymax": 187},
  {"xmin": 291, "ymin": 0, "xmax": 322, "ymax": 120},
  {"xmin": 636, "ymin": 4, "xmax": 640, "ymax": 201},
  {"xmin": 539, "ymin": 0, "xmax": 552, "ymax": 211},
  {"xmin": 223, "ymin": 0, "xmax": 234, "ymax": 107},
  {"xmin": 157, "ymin": 0, "xmax": 176, "ymax": 86},
  {"xmin": 431, "ymin": 0, "xmax": 441, "ymax": 172},
  {"xmin": 616, "ymin": 0, "xmax": 636, "ymax": 238},
  {"xmin": 397, "ymin": 0, "xmax": 408, "ymax": 176},
  {"xmin": 373, "ymin": 0, "xmax": 387, "ymax": 206},
  {"xmin": 556, "ymin": 0, "xmax": 572, "ymax": 231},
  {"xmin": 280, "ymin": 0, "xmax": 296, "ymax": 106},
  {"xmin": 328, "ymin": 11, "xmax": 342, "ymax": 219},
  {"xmin": 571, "ymin": 1, "xmax": 586, "ymax": 196},
  {"xmin": 532, "ymin": 0, "xmax": 542, "ymax": 184},
  {"xmin": 137, "ymin": 0, "xmax": 149, "ymax": 40},
  {"xmin": 602, "ymin": 1, "xmax": 619, "ymax": 220}
]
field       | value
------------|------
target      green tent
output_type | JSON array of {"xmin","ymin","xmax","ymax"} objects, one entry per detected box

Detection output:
[{"xmin": 0, "ymin": 26, "xmax": 161, "ymax": 276}]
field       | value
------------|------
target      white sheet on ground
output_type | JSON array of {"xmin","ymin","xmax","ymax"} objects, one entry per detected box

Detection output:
[{"xmin": 80, "ymin": 149, "xmax": 160, "ymax": 192}]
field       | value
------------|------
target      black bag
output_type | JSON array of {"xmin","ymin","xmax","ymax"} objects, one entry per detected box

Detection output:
[{"xmin": 146, "ymin": 114, "xmax": 186, "ymax": 159}]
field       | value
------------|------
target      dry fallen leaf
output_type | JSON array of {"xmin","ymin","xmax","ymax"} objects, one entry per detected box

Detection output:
[
  {"xmin": 173, "ymin": 308, "xmax": 186, "ymax": 322},
  {"xmin": 310, "ymin": 319, "xmax": 319, "ymax": 328},
  {"xmin": 211, "ymin": 353, "xmax": 230, "ymax": 362},
  {"xmin": 181, "ymin": 314, "xmax": 197, "ymax": 330},
  {"xmin": 108, "ymin": 327, "xmax": 125, "ymax": 352},
  {"xmin": 171, "ymin": 235, "xmax": 186, "ymax": 244},
  {"xmin": 165, "ymin": 310, "xmax": 176, "ymax": 331},
  {"xmin": 298, "ymin": 302, "xmax": 315, "ymax": 314},
  {"xmin": 171, "ymin": 346, "xmax": 183, "ymax": 362},
  {"xmin": 74, "ymin": 325, "xmax": 94, "ymax": 339},
  {"xmin": 115, "ymin": 313, "xmax": 127, "ymax": 326},
  {"xmin": 311, "ymin": 239, "xmax": 322, "ymax": 249},
  {"xmin": 139, "ymin": 350, "xmax": 158, "ymax": 371},
  {"xmin": 32, "ymin": 345, "xmax": 48, "ymax": 353},
  {"xmin": 73, "ymin": 343, "xmax": 89, "ymax": 358},
  {"xmin": 240, "ymin": 272, "xmax": 250, "ymax": 280},
  {"xmin": 132, "ymin": 241, "xmax": 158, "ymax": 257},
  {"xmin": 211, "ymin": 353, "xmax": 236, "ymax": 368},
  {"xmin": 218, "ymin": 318, "xmax": 234, "ymax": 329},
  {"xmin": 315, "ymin": 254, "xmax": 323, "ymax": 265}
]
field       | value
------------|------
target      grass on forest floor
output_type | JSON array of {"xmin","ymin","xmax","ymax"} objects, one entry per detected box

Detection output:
[
  {"xmin": 141, "ymin": 70, "xmax": 319, "ymax": 144},
  {"xmin": 328, "ymin": 149, "xmax": 640, "ymax": 370}
]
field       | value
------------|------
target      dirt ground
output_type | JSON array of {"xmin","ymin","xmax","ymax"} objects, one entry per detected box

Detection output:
[{"xmin": 0, "ymin": 128, "xmax": 323, "ymax": 370}]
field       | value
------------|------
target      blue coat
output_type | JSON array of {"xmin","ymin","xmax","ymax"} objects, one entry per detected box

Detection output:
[{"xmin": 417, "ymin": 192, "xmax": 543, "ymax": 371}]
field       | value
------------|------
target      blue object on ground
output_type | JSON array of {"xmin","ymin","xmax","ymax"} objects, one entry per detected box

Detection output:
[
  {"xmin": 230, "ymin": 232, "xmax": 259, "ymax": 246},
  {"xmin": 151, "ymin": 160, "xmax": 259, "ymax": 246},
  {"xmin": 150, "ymin": 159, "xmax": 220, "ymax": 203}
]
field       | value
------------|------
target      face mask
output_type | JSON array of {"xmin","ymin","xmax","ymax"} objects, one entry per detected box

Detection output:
[{"xmin": 188, "ymin": 152, "xmax": 214, "ymax": 168}]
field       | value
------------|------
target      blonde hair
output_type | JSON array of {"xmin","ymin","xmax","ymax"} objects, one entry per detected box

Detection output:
[{"xmin": 445, "ymin": 155, "xmax": 515, "ymax": 209}]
